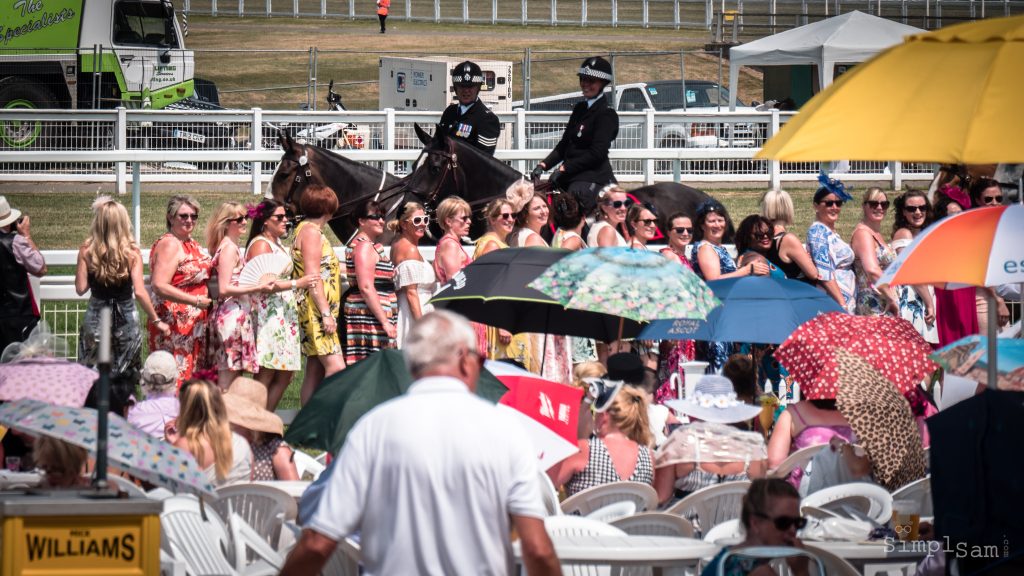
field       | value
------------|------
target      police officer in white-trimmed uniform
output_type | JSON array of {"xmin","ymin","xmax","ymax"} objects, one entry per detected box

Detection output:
[
  {"xmin": 437, "ymin": 61, "xmax": 502, "ymax": 155},
  {"xmin": 532, "ymin": 56, "xmax": 619, "ymax": 214}
]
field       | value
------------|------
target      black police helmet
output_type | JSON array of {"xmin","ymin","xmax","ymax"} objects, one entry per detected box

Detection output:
[
  {"xmin": 577, "ymin": 56, "xmax": 613, "ymax": 83},
  {"xmin": 451, "ymin": 61, "xmax": 484, "ymax": 86}
]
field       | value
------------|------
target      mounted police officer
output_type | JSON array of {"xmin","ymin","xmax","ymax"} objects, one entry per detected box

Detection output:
[
  {"xmin": 532, "ymin": 56, "xmax": 619, "ymax": 214},
  {"xmin": 437, "ymin": 61, "xmax": 501, "ymax": 155}
]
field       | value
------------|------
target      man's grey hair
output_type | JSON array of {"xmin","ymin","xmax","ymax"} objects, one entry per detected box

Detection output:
[{"xmin": 403, "ymin": 310, "xmax": 477, "ymax": 376}]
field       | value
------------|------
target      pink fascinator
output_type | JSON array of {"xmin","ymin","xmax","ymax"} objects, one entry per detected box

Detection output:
[
  {"xmin": 939, "ymin": 184, "xmax": 970, "ymax": 209},
  {"xmin": 505, "ymin": 179, "xmax": 534, "ymax": 213}
]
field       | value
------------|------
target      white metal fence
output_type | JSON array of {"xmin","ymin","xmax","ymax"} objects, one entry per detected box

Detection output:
[{"xmin": 0, "ymin": 107, "xmax": 935, "ymax": 193}]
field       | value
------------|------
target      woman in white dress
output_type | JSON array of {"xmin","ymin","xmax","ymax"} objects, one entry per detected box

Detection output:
[
  {"xmin": 625, "ymin": 203, "xmax": 658, "ymax": 250},
  {"xmin": 389, "ymin": 202, "xmax": 437, "ymax": 348},
  {"xmin": 507, "ymin": 189, "xmax": 549, "ymax": 248},
  {"xmin": 891, "ymin": 190, "xmax": 939, "ymax": 345},
  {"xmin": 587, "ymin": 185, "xmax": 630, "ymax": 247},
  {"xmin": 244, "ymin": 200, "xmax": 318, "ymax": 410}
]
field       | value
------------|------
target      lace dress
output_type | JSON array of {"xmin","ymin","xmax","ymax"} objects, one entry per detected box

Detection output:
[
  {"xmin": 247, "ymin": 236, "xmax": 301, "ymax": 371},
  {"xmin": 393, "ymin": 259, "xmax": 437, "ymax": 349},
  {"xmin": 148, "ymin": 233, "xmax": 212, "ymax": 386},
  {"xmin": 343, "ymin": 237, "xmax": 397, "ymax": 363},
  {"xmin": 211, "ymin": 239, "xmax": 258, "ymax": 373}
]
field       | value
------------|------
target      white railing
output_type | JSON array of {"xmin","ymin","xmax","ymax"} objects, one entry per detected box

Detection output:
[{"xmin": 0, "ymin": 107, "xmax": 934, "ymax": 193}]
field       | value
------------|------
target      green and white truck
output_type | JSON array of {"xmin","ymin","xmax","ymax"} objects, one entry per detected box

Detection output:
[{"xmin": 0, "ymin": 0, "xmax": 198, "ymax": 147}]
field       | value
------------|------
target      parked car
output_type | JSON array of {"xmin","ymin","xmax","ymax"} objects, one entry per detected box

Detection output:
[{"xmin": 516, "ymin": 80, "xmax": 761, "ymax": 149}]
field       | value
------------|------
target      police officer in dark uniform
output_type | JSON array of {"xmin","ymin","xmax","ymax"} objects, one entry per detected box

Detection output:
[
  {"xmin": 532, "ymin": 56, "xmax": 619, "ymax": 214},
  {"xmin": 437, "ymin": 61, "xmax": 501, "ymax": 155}
]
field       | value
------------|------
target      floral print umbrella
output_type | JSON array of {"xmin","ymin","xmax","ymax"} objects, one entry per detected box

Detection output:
[
  {"xmin": 528, "ymin": 247, "xmax": 719, "ymax": 323},
  {"xmin": 0, "ymin": 399, "xmax": 215, "ymax": 496},
  {"xmin": 775, "ymin": 312, "xmax": 937, "ymax": 400}
]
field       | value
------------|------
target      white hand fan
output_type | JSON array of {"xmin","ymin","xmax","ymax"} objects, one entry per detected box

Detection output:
[{"xmin": 238, "ymin": 253, "xmax": 292, "ymax": 287}]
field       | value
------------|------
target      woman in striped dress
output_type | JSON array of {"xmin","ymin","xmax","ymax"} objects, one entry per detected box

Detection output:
[{"xmin": 343, "ymin": 199, "xmax": 397, "ymax": 364}]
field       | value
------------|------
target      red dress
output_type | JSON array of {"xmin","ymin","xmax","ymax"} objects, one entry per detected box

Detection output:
[
  {"xmin": 148, "ymin": 234, "xmax": 212, "ymax": 386},
  {"xmin": 935, "ymin": 286, "xmax": 979, "ymax": 347},
  {"xmin": 656, "ymin": 247, "xmax": 696, "ymax": 404}
]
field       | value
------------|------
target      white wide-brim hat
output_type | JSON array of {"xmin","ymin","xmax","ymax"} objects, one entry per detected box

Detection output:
[
  {"xmin": 0, "ymin": 196, "xmax": 22, "ymax": 228},
  {"xmin": 665, "ymin": 374, "xmax": 762, "ymax": 424}
]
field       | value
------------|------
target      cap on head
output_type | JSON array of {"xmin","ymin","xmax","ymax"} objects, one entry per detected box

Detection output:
[
  {"xmin": 452, "ymin": 61, "xmax": 484, "ymax": 86},
  {"xmin": 577, "ymin": 56, "xmax": 613, "ymax": 82},
  {"xmin": 141, "ymin": 351, "xmax": 179, "ymax": 393}
]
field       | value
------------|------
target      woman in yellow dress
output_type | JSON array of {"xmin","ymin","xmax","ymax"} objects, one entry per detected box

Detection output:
[{"xmin": 291, "ymin": 184, "xmax": 344, "ymax": 405}]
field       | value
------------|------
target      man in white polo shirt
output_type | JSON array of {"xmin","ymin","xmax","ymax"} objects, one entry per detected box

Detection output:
[{"xmin": 280, "ymin": 310, "xmax": 560, "ymax": 576}]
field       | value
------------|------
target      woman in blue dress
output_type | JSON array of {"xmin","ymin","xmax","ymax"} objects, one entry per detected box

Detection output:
[
  {"xmin": 806, "ymin": 175, "xmax": 856, "ymax": 313},
  {"xmin": 690, "ymin": 200, "xmax": 769, "ymax": 371}
]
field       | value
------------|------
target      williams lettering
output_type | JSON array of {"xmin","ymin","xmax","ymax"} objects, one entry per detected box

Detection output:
[{"xmin": 25, "ymin": 532, "xmax": 136, "ymax": 562}]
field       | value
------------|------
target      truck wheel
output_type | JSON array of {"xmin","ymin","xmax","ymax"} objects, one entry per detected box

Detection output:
[{"xmin": 0, "ymin": 78, "xmax": 57, "ymax": 149}]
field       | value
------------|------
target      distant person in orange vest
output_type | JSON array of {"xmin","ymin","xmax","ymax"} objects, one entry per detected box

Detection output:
[{"xmin": 376, "ymin": 0, "xmax": 390, "ymax": 33}]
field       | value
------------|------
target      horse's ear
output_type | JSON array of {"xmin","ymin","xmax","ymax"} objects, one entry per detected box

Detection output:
[
  {"xmin": 277, "ymin": 129, "xmax": 292, "ymax": 152},
  {"xmin": 414, "ymin": 123, "xmax": 433, "ymax": 146}
]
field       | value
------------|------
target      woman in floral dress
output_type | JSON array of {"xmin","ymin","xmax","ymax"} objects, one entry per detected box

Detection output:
[
  {"xmin": 806, "ymin": 179, "xmax": 856, "ymax": 313},
  {"xmin": 245, "ymin": 200, "xmax": 318, "ymax": 410},
  {"xmin": 149, "ymin": 195, "xmax": 213, "ymax": 387},
  {"xmin": 292, "ymin": 185, "xmax": 344, "ymax": 405},
  {"xmin": 851, "ymin": 188, "xmax": 899, "ymax": 317},
  {"xmin": 891, "ymin": 191, "xmax": 939, "ymax": 345}
]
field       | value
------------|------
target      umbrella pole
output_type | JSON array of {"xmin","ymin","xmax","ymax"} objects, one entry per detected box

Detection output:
[
  {"xmin": 617, "ymin": 317, "xmax": 624, "ymax": 341},
  {"xmin": 986, "ymin": 292, "xmax": 998, "ymax": 389},
  {"xmin": 94, "ymin": 307, "xmax": 112, "ymax": 488}
]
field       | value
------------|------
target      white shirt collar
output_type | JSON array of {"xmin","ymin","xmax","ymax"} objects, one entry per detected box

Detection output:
[
  {"xmin": 408, "ymin": 375, "xmax": 471, "ymax": 395},
  {"xmin": 586, "ymin": 94, "xmax": 603, "ymax": 108},
  {"xmin": 459, "ymin": 100, "xmax": 476, "ymax": 115}
]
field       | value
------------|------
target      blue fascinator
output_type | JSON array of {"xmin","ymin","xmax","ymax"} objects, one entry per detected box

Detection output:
[
  {"xmin": 814, "ymin": 171, "xmax": 853, "ymax": 203},
  {"xmin": 695, "ymin": 199, "xmax": 725, "ymax": 217}
]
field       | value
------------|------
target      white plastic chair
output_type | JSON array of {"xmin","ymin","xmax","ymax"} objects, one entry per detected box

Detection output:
[
  {"xmin": 665, "ymin": 480, "xmax": 751, "ymax": 538},
  {"xmin": 702, "ymin": 519, "xmax": 742, "ymax": 544},
  {"xmin": 321, "ymin": 537, "xmax": 361, "ymax": 576},
  {"xmin": 228, "ymin": 512, "xmax": 285, "ymax": 572},
  {"xmin": 890, "ymin": 475, "xmax": 932, "ymax": 516},
  {"xmin": 107, "ymin": 475, "xmax": 147, "ymax": 497},
  {"xmin": 801, "ymin": 482, "xmax": 893, "ymax": 525},
  {"xmin": 716, "ymin": 546, "xmax": 825, "ymax": 576},
  {"xmin": 610, "ymin": 512, "xmax": 694, "ymax": 537},
  {"xmin": 160, "ymin": 495, "xmax": 277, "ymax": 576},
  {"xmin": 804, "ymin": 544, "xmax": 861, "ymax": 576},
  {"xmin": 544, "ymin": 516, "xmax": 628, "ymax": 576},
  {"xmin": 212, "ymin": 483, "xmax": 297, "ymax": 550},
  {"xmin": 560, "ymin": 481, "xmax": 659, "ymax": 517},
  {"xmin": 293, "ymin": 450, "xmax": 326, "ymax": 481},
  {"xmin": 538, "ymin": 469, "xmax": 562, "ymax": 517},
  {"xmin": 585, "ymin": 500, "xmax": 637, "ymax": 523},
  {"xmin": 768, "ymin": 444, "xmax": 825, "ymax": 479}
]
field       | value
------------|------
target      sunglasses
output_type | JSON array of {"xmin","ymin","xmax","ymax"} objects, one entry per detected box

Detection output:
[
  {"xmin": 226, "ymin": 216, "xmax": 247, "ymax": 224},
  {"xmin": 269, "ymin": 214, "xmax": 288, "ymax": 221},
  {"xmin": 672, "ymin": 227, "xmax": 693, "ymax": 235},
  {"xmin": 818, "ymin": 200, "xmax": 844, "ymax": 208},
  {"xmin": 982, "ymin": 195, "xmax": 1004, "ymax": 204},
  {"xmin": 903, "ymin": 204, "xmax": 927, "ymax": 214},
  {"xmin": 752, "ymin": 230, "xmax": 771, "ymax": 240},
  {"xmin": 865, "ymin": 200, "xmax": 890, "ymax": 210},
  {"xmin": 604, "ymin": 200, "xmax": 632, "ymax": 209},
  {"xmin": 457, "ymin": 215, "xmax": 473, "ymax": 222},
  {"xmin": 636, "ymin": 218, "xmax": 657, "ymax": 226},
  {"xmin": 176, "ymin": 213, "xmax": 199, "ymax": 222},
  {"xmin": 497, "ymin": 212, "xmax": 515, "ymax": 220},
  {"xmin": 756, "ymin": 513, "xmax": 808, "ymax": 531},
  {"xmin": 410, "ymin": 215, "xmax": 430, "ymax": 226},
  {"xmin": 362, "ymin": 214, "xmax": 385, "ymax": 221}
]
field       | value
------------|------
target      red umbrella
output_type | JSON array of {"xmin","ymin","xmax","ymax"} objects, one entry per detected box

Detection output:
[
  {"xmin": 499, "ymin": 375, "xmax": 583, "ymax": 447},
  {"xmin": 775, "ymin": 312, "xmax": 937, "ymax": 400}
]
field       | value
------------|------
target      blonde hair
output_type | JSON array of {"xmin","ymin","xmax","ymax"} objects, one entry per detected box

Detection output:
[
  {"xmin": 572, "ymin": 361, "xmax": 606, "ymax": 390},
  {"xmin": 205, "ymin": 202, "xmax": 245, "ymax": 254},
  {"xmin": 165, "ymin": 194, "xmax": 200, "ymax": 230},
  {"xmin": 605, "ymin": 387, "xmax": 652, "ymax": 447},
  {"xmin": 85, "ymin": 196, "xmax": 137, "ymax": 286},
  {"xmin": 34, "ymin": 436, "xmax": 88, "ymax": 482},
  {"xmin": 760, "ymin": 189, "xmax": 795, "ymax": 227},
  {"xmin": 436, "ymin": 197, "xmax": 471, "ymax": 233},
  {"xmin": 176, "ymin": 379, "xmax": 234, "ymax": 481},
  {"xmin": 596, "ymin": 185, "xmax": 628, "ymax": 220},
  {"xmin": 386, "ymin": 201, "xmax": 425, "ymax": 233},
  {"xmin": 863, "ymin": 187, "xmax": 887, "ymax": 203},
  {"xmin": 484, "ymin": 198, "xmax": 513, "ymax": 221}
]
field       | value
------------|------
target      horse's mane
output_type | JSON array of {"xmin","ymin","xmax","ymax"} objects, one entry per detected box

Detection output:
[{"xmin": 444, "ymin": 134, "xmax": 522, "ymax": 182}]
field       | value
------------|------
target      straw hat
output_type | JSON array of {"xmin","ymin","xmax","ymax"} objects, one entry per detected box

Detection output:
[
  {"xmin": 0, "ymin": 196, "xmax": 22, "ymax": 228},
  {"xmin": 223, "ymin": 376, "xmax": 283, "ymax": 436},
  {"xmin": 665, "ymin": 374, "xmax": 762, "ymax": 424}
]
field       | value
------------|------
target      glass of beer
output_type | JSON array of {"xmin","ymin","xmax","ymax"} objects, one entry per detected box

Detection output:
[{"xmin": 892, "ymin": 499, "xmax": 921, "ymax": 541}]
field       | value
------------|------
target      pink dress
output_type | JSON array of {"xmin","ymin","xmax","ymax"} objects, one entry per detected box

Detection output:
[
  {"xmin": 787, "ymin": 403, "xmax": 855, "ymax": 488},
  {"xmin": 656, "ymin": 247, "xmax": 696, "ymax": 404},
  {"xmin": 935, "ymin": 287, "xmax": 979, "ymax": 347},
  {"xmin": 432, "ymin": 233, "xmax": 470, "ymax": 284},
  {"xmin": 210, "ymin": 240, "xmax": 258, "ymax": 374}
]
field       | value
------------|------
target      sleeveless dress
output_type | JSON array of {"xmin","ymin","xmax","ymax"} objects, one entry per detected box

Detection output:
[
  {"xmin": 343, "ymin": 236, "xmax": 397, "ymax": 364},
  {"xmin": 891, "ymin": 237, "xmax": 940, "ymax": 344},
  {"xmin": 853, "ymin": 225, "xmax": 897, "ymax": 317},
  {"xmin": 766, "ymin": 232, "xmax": 813, "ymax": 283},
  {"xmin": 148, "ymin": 233, "xmax": 212, "ymax": 386},
  {"xmin": 393, "ymin": 258, "xmax": 437, "ymax": 349},
  {"xmin": 433, "ymin": 233, "xmax": 470, "ymax": 285},
  {"xmin": 690, "ymin": 240, "xmax": 736, "ymax": 372},
  {"xmin": 740, "ymin": 250, "xmax": 786, "ymax": 279},
  {"xmin": 807, "ymin": 221, "xmax": 856, "ymax": 314},
  {"xmin": 79, "ymin": 270, "xmax": 139, "ymax": 375},
  {"xmin": 291, "ymin": 221, "xmax": 342, "ymax": 357},
  {"xmin": 247, "ymin": 236, "xmax": 301, "ymax": 371},
  {"xmin": 564, "ymin": 437, "xmax": 654, "ymax": 496},
  {"xmin": 508, "ymin": 227, "xmax": 542, "ymax": 248},
  {"xmin": 586, "ymin": 220, "xmax": 627, "ymax": 247},
  {"xmin": 656, "ymin": 247, "xmax": 696, "ymax": 403},
  {"xmin": 251, "ymin": 436, "xmax": 290, "ymax": 482},
  {"xmin": 553, "ymin": 229, "xmax": 598, "ymax": 364},
  {"xmin": 472, "ymin": 232, "xmax": 526, "ymax": 361},
  {"xmin": 786, "ymin": 404, "xmax": 855, "ymax": 488},
  {"xmin": 211, "ymin": 239, "xmax": 258, "ymax": 374}
]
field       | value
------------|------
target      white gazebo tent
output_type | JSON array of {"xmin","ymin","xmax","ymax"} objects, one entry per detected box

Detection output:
[{"xmin": 728, "ymin": 11, "xmax": 923, "ymax": 110}]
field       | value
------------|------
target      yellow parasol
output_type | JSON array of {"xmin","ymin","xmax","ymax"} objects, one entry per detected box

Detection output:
[{"xmin": 757, "ymin": 14, "xmax": 1024, "ymax": 163}]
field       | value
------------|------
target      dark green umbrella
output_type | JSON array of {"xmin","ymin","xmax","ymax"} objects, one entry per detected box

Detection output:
[{"xmin": 284, "ymin": 349, "xmax": 508, "ymax": 454}]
